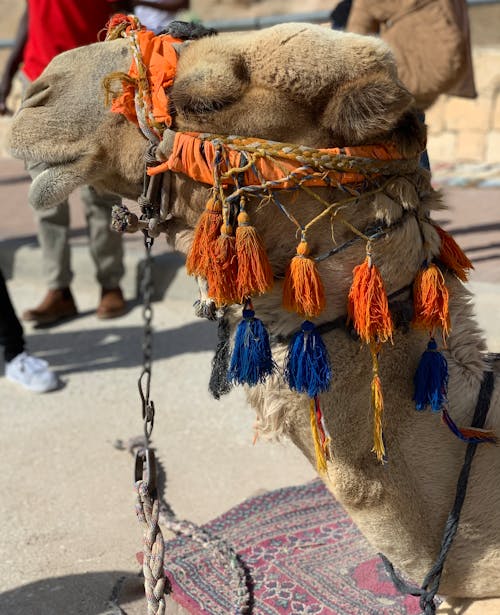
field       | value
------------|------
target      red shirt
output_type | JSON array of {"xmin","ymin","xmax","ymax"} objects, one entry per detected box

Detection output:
[{"xmin": 23, "ymin": 0, "xmax": 116, "ymax": 80}]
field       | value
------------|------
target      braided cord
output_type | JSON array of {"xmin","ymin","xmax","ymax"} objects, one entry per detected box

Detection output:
[
  {"xmin": 198, "ymin": 133, "xmax": 419, "ymax": 176},
  {"xmin": 135, "ymin": 480, "xmax": 167, "ymax": 615},
  {"xmin": 128, "ymin": 30, "xmax": 162, "ymax": 143},
  {"xmin": 380, "ymin": 369, "xmax": 497, "ymax": 614}
]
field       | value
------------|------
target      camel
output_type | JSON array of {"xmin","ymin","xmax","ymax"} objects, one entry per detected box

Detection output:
[{"xmin": 9, "ymin": 21, "xmax": 500, "ymax": 614}]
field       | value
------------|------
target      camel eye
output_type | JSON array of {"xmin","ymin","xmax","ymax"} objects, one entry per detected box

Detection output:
[
  {"xmin": 171, "ymin": 56, "xmax": 249, "ymax": 117},
  {"xmin": 179, "ymin": 96, "xmax": 234, "ymax": 115}
]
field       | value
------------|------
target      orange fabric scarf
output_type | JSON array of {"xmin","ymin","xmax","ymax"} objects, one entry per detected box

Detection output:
[
  {"xmin": 111, "ymin": 29, "xmax": 181, "ymax": 128},
  {"xmin": 148, "ymin": 132, "xmax": 407, "ymax": 187}
]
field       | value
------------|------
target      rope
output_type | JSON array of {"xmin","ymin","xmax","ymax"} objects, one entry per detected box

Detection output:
[
  {"xmin": 135, "ymin": 480, "xmax": 167, "ymax": 615},
  {"xmin": 380, "ymin": 367, "xmax": 496, "ymax": 614},
  {"xmin": 154, "ymin": 452, "xmax": 251, "ymax": 612},
  {"xmin": 135, "ymin": 231, "xmax": 168, "ymax": 615},
  {"xmin": 125, "ymin": 439, "xmax": 252, "ymax": 614}
]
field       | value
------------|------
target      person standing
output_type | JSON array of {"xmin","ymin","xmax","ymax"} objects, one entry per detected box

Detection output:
[
  {"xmin": 345, "ymin": 0, "xmax": 476, "ymax": 112},
  {"xmin": 345, "ymin": 0, "xmax": 476, "ymax": 171},
  {"xmin": 0, "ymin": 0, "xmax": 128, "ymax": 326}
]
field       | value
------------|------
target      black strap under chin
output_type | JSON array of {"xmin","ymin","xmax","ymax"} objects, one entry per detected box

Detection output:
[{"xmin": 381, "ymin": 356, "xmax": 498, "ymax": 615}]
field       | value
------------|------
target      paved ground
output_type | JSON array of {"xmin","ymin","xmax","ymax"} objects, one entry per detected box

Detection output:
[{"xmin": 0, "ymin": 157, "xmax": 499, "ymax": 615}]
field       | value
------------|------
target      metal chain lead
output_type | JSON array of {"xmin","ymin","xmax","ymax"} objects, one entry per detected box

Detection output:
[
  {"xmin": 135, "ymin": 156, "xmax": 167, "ymax": 615},
  {"xmin": 138, "ymin": 233, "xmax": 155, "ymax": 443},
  {"xmin": 130, "ymin": 148, "xmax": 251, "ymax": 615}
]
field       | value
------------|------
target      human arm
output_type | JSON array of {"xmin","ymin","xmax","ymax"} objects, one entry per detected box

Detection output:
[{"xmin": 0, "ymin": 8, "xmax": 28, "ymax": 115}]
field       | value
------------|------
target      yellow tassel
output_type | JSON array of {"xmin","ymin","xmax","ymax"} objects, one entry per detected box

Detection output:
[
  {"xmin": 347, "ymin": 255, "xmax": 394, "ymax": 344},
  {"xmin": 310, "ymin": 398, "xmax": 328, "ymax": 474},
  {"xmin": 283, "ymin": 239, "xmax": 325, "ymax": 318},
  {"xmin": 186, "ymin": 196, "xmax": 222, "ymax": 277},
  {"xmin": 413, "ymin": 262, "xmax": 450, "ymax": 337},
  {"xmin": 235, "ymin": 210, "xmax": 274, "ymax": 301},
  {"xmin": 434, "ymin": 225, "xmax": 473, "ymax": 282},
  {"xmin": 206, "ymin": 224, "xmax": 239, "ymax": 306},
  {"xmin": 370, "ymin": 347, "xmax": 386, "ymax": 463}
]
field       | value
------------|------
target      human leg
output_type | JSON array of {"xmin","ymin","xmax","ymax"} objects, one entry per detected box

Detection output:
[
  {"xmin": 81, "ymin": 185, "xmax": 126, "ymax": 318},
  {"xmin": 22, "ymin": 161, "xmax": 77, "ymax": 324},
  {"xmin": 1, "ymin": 268, "xmax": 58, "ymax": 392},
  {"xmin": 0, "ymin": 268, "xmax": 25, "ymax": 362}
]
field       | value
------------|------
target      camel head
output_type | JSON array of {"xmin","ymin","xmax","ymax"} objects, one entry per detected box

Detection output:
[
  {"xmin": 10, "ymin": 23, "xmax": 425, "ymax": 211},
  {"xmin": 9, "ymin": 39, "xmax": 147, "ymax": 209}
]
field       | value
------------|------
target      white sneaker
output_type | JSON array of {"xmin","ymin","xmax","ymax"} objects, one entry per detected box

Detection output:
[{"xmin": 5, "ymin": 352, "xmax": 59, "ymax": 393}]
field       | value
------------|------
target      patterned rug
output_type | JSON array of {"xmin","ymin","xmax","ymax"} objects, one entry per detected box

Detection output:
[{"xmin": 164, "ymin": 479, "xmax": 422, "ymax": 614}]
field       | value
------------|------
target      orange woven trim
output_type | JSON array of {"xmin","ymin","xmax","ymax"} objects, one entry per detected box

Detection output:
[
  {"xmin": 111, "ymin": 30, "xmax": 181, "ymax": 128},
  {"xmin": 148, "ymin": 132, "xmax": 405, "ymax": 187}
]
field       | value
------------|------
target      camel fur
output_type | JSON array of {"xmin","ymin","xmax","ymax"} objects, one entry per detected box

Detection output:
[{"xmin": 9, "ymin": 23, "xmax": 500, "ymax": 613}]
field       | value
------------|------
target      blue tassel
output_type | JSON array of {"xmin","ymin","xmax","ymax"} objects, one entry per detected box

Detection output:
[
  {"xmin": 413, "ymin": 338, "xmax": 448, "ymax": 412},
  {"xmin": 227, "ymin": 308, "xmax": 275, "ymax": 386},
  {"xmin": 285, "ymin": 320, "xmax": 332, "ymax": 397}
]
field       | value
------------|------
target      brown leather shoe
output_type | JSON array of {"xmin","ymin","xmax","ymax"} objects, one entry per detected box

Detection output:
[
  {"xmin": 96, "ymin": 287, "xmax": 126, "ymax": 319},
  {"xmin": 22, "ymin": 288, "xmax": 78, "ymax": 325}
]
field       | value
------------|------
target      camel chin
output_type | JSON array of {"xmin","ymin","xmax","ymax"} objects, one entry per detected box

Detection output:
[
  {"xmin": 9, "ymin": 39, "xmax": 145, "ymax": 204},
  {"xmin": 28, "ymin": 161, "xmax": 88, "ymax": 210}
]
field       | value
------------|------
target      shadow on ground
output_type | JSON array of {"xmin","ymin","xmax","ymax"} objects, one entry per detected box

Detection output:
[
  {"xmin": 5, "ymin": 318, "xmax": 219, "ymax": 376},
  {"xmin": 0, "ymin": 570, "xmax": 142, "ymax": 615}
]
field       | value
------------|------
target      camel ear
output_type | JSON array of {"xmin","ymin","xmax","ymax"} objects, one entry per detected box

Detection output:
[{"xmin": 322, "ymin": 73, "xmax": 415, "ymax": 145}]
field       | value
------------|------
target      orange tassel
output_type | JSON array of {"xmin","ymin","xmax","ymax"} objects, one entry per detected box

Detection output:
[
  {"xmin": 235, "ymin": 210, "xmax": 274, "ymax": 301},
  {"xmin": 206, "ymin": 224, "xmax": 239, "ymax": 306},
  {"xmin": 347, "ymin": 256, "xmax": 393, "ymax": 344},
  {"xmin": 434, "ymin": 225, "xmax": 473, "ymax": 282},
  {"xmin": 282, "ymin": 240, "xmax": 325, "ymax": 318},
  {"xmin": 413, "ymin": 262, "xmax": 450, "ymax": 337},
  {"xmin": 186, "ymin": 197, "xmax": 222, "ymax": 277}
]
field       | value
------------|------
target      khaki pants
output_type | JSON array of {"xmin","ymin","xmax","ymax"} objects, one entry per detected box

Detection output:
[{"xmin": 28, "ymin": 161, "xmax": 125, "ymax": 290}]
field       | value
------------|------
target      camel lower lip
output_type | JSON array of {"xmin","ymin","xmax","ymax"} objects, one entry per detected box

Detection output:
[{"xmin": 9, "ymin": 144, "xmax": 81, "ymax": 169}]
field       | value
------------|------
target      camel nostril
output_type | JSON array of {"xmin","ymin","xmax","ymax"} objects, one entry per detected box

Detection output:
[{"xmin": 21, "ymin": 78, "xmax": 52, "ymax": 109}]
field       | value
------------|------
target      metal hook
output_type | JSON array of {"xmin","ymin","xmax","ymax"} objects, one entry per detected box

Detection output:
[{"xmin": 134, "ymin": 447, "xmax": 157, "ymax": 496}]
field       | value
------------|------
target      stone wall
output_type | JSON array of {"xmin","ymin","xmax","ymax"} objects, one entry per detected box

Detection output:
[
  {"xmin": 427, "ymin": 46, "xmax": 500, "ymax": 164},
  {"xmin": 426, "ymin": 0, "xmax": 500, "ymax": 167}
]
